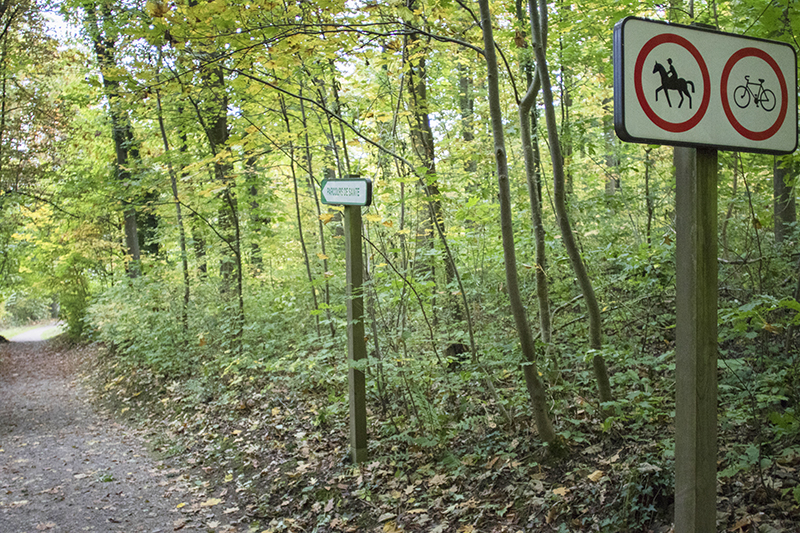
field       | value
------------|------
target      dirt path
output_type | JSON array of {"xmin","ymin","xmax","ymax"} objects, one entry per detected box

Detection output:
[
  {"xmin": 8, "ymin": 324, "xmax": 64, "ymax": 343},
  {"xmin": 0, "ymin": 340, "xmax": 247, "ymax": 533}
]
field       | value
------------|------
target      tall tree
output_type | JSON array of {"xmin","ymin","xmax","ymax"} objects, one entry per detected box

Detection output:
[
  {"xmin": 530, "ymin": 0, "xmax": 612, "ymax": 404},
  {"xmin": 81, "ymin": 0, "xmax": 142, "ymax": 274},
  {"xmin": 477, "ymin": 0, "xmax": 555, "ymax": 445}
]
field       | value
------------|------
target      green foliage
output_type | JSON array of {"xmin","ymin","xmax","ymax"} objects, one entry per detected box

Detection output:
[
  {"xmin": 1, "ymin": 291, "xmax": 52, "ymax": 325},
  {"xmin": 3, "ymin": 0, "xmax": 800, "ymax": 530}
]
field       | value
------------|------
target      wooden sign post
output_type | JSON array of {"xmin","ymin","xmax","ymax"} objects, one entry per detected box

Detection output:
[
  {"xmin": 615, "ymin": 17, "xmax": 796, "ymax": 532},
  {"xmin": 344, "ymin": 203, "xmax": 368, "ymax": 464},
  {"xmin": 674, "ymin": 147, "xmax": 718, "ymax": 532},
  {"xmin": 320, "ymin": 176, "xmax": 372, "ymax": 464}
]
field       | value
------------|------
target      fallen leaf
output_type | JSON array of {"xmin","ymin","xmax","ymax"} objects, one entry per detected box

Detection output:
[
  {"xmin": 553, "ymin": 487, "xmax": 570, "ymax": 496},
  {"xmin": 200, "ymin": 497, "xmax": 222, "ymax": 507},
  {"xmin": 378, "ymin": 513, "xmax": 397, "ymax": 522},
  {"xmin": 223, "ymin": 506, "xmax": 239, "ymax": 514},
  {"xmin": 429, "ymin": 473, "xmax": 447, "ymax": 486},
  {"xmin": 383, "ymin": 520, "xmax": 402, "ymax": 533},
  {"xmin": 587, "ymin": 470, "xmax": 604, "ymax": 482}
]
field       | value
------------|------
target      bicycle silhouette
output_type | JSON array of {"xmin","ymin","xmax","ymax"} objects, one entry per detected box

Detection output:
[{"xmin": 733, "ymin": 76, "xmax": 776, "ymax": 111}]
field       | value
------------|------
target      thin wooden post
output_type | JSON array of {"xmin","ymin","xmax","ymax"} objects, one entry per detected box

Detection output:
[
  {"xmin": 674, "ymin": 147, "xmax": 718, "ymax": 533},
  {"xmin": 344, "ymin": 204, "xmax": 368, "ymax": 464}
]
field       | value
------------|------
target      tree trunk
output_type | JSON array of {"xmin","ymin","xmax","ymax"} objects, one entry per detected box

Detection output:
[
  {"xmin": 773, "ymin": 156, "xmax": 796, "ymax": 244},
  {"xmin": 281, "ymin": 95, "xmax": 321, "ymax": 338},
  {"xmin": 83, "ymin": 1, "xmax": 141, "ymax": 275},
  {"xmin": 477, "ymin": 0, "xmax": 555, "ymax": 444},
  {"xmin": 300, "ymin": 95, "xmax": 335, "ymax": 338},
  {"xmin": 516, "ymin": 0, "xmax": 553, "ymax": 353},
  {"xmin": 403, "ymin": 2, "xmax": 458, "ymax": 320},
  {"xmin": 155, "ymin": 82, "xmax": 190, "ymax": 333},
  {"xmin": 530, "ymin": 0, "xmax": 612, "ymax": 404}
]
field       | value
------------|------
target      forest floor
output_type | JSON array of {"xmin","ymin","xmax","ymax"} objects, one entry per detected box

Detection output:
[
  {"xmin": 0, "ymin": 337, "xmax": 255, "ymax": 533},
  {"xmin": 2, "ymin": 337, "xmax": 798, "ymax": 532}
]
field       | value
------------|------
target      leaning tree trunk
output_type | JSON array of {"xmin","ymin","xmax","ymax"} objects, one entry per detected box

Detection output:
[
  {"xmin": 516, "ymin": 0, "xmax": 553, "ymax": 356},
  {"xmin": 477, "ymin": 0, "xmax": 555, "ymax": 445},
  {"xmin": 530, "ymin": 0, "xmax": 612, "ymax": 404}
]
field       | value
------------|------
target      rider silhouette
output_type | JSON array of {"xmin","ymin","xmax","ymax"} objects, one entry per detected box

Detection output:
[{"xmin": 667, "ymin": 58, "xmax": 678, "ymax": 82}]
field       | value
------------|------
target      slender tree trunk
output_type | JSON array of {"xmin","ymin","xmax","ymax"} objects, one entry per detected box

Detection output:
[
  {"xmin": 300, "ymin": 95, "xmax": 335, "ymax": 338},
  {"xmin": 531, "ymin": 0, "xmax": 612, "ymax": 404},
  {"xmin": 403, "ymin": 4, "xmax": 458, "ymax": 320},
  {"xmin": 603, "ymin": 98, "xmax": 620, "ymax": 196},
  {"xmin": 773, "ymin": 156, "xmax": 796, "ymax": 244},
  {"xmin": 155, "ymin": 80, "xmax": 190, "ymax": 333},
  {"xmin": 457, "ymin": 58, "xmax": 476, "ymax": 174},
  {"xmin": 187, "ymin": 51, "xmax": 244, "ymax": 346},
  {"xmin": 517, "ymin": 0, "xmax": 553, "ymax": 352},
  {"xmin": 477, "ymin": 0, "xmax": 555, "ymax": 444},
  {"xmin": 721, "ymin": 156, "xmax": 739, "ymax": 260},
  {"xmin": 281, "ymin": 96, "xmax": 321, "ymax": 338},
  {"xmin": 84, "ymin": 1, "xmax": 141, "ymax": 275},
  {"xmin": 245, "ymin": 155, "xmax": 265, "ymax": 273}
]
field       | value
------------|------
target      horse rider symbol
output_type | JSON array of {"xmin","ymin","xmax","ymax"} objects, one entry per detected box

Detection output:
[{"xmin": 653, "ymin": 58, "xmax": 695, "ymax": 109}]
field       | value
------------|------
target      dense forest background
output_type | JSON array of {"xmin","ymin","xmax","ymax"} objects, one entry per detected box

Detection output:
[{"xmin": 1, "ymin": 0, "xmax": 799, "ymax": 530}]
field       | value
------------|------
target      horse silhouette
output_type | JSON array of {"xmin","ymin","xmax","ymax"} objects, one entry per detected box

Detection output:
[{"xmin": 653, "ymin": 61, "xmax": 695, "ymax": 109}]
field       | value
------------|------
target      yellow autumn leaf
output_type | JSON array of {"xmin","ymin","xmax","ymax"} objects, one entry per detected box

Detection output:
[
  {"xmin": 365, "ymin": 213, "xmax": 382, "ymax": 222},
  {"xmin": 176, "ymin": 502, "xmax": 187, "ymax": 509},
  {"xmin": 383, "ymin": 520, "xmax": 402, "ymax": 533},
  {"xmin": 319, "ymin": 213, "xmax": 334, "ymax": 224},
  {"xmin": 382, "ymin": 220, "xmax": 394, "ymax": 228},
  {"xmin": 317, "ymin": 252, "xmax": 329, "ymax": 260},
  {"xmin": 587, "ymin": 470, "xmax": 604, "ymax": 482},
  {"xmin": 200, "ymin": 498, "xmax": 222, "ymax": 507},
  {"xmin": 553, "ymin": 486, "xmax": 570, "ymax": 496}
]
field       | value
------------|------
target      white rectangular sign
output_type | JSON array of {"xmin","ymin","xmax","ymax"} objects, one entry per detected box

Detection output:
[
  {"xmin": 614, "ymin": 17, "xmax": 797, "ymax": 154},
  {"xmin": 320, "ymin": 178, "xmax": 373, "ymax": 206}
]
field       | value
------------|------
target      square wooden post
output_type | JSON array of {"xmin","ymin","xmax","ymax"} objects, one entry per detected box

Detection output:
[
  {"xmin": 674, "ymin": 147, "xmax": 718, "ymax": 533},
  {"xmin": 344, "ymin": 205, "xmax": 368, "ymax": 464}
]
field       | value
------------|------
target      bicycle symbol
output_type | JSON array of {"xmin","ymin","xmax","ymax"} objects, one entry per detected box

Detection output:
[{"xmin": 733, "ymin": 76, "xmax": 776, "ymax": 112}]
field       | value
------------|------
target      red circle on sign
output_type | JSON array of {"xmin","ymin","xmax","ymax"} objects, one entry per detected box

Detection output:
[
  {"xmin": 634, "ymin": 33, "xmax": 711, "ymax": 132},
  {"xmin": 720, "ymin": 47, "xmax": 788, "ymax": 141}
]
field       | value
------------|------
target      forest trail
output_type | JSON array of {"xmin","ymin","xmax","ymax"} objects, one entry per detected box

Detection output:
[{"xmin": 0, "ymin": 340, "xmax": 248, "ymax": 533}]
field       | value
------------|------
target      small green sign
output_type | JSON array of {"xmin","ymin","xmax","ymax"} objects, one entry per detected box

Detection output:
[{"xmin": 320, "ymin": 178, "xmax": 372, "ymax": 206}]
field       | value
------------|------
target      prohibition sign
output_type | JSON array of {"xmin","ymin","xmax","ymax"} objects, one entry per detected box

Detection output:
[
  {"xmin": 720, "ymin": 47, "xmax": 788, "ymax": 141},
  {"xmin": 634, "ymin": 33, "xmax": 711, "ymax": 133}
]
